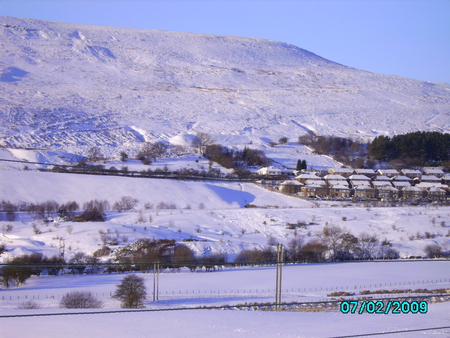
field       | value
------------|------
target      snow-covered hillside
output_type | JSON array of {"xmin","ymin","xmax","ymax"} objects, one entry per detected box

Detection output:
[
  {"xmin": 1, "ymin": 16, "xmax": 449, "ymax": 156},
  {"xmin": 1, "ymin": 170, "xmax": 449, "ymax": 261}
]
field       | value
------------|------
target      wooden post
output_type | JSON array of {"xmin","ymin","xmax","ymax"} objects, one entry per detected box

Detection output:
[{"xmin": 275, "ymin": 243, "xmax": 284, "ymax": 309}]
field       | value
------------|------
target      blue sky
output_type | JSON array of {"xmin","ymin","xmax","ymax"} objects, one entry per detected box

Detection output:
[{"xmin": 1, "ymin": 0, "xmax": 449, "ymax": 84}]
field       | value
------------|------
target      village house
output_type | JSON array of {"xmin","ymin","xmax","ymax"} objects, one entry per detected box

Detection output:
[
  {"xmin": 348, "ymin": 174, "xmax": 371, "ymax": 187},
  {"xmin": 427, "ymin": 187, "xmax": 447, "ymax": 201},
  {"xmin": 328, "ymin": 181, "xmax": 352, "ymax": 199},
  {"xmin": 376, "ymin": 169, "xmax": 399, "ymax": 178},
  {"xmin": 255, "ymin": 179, "xmax": 283, "ymax": 189},
  {"xmin": 419, "ymin": 175, "xmax": 441, "ymax": 183},
  {"xmin": 300, "ymin": 184, "xmax": 329, "ymax": 199},
  {"xmin": 423, "ymin": 168, "xmax": 445, "ymax": 178},
  {"xmin": 443, "ymin": 174, "xmax": 450, "ymax": 186},
  {"xmin": 328, "ymin": 167, "xmax": 353, "ymax": 177},
  {"xmin": 256, "ymin": 166, "xmax": 282, "ymax": 176},
  {"xmin": 402, "ymin": 185, "xmax": 425, "ymax": 200},
  {"xmin": 295, "ymin": 172, "xmax": 323, "ymax": 185},
  {"xmin": 401, "ymin": 169, "xmax": 421, "ymax": 179},
  {"xmin": 354, "ymin": 168, "xmax": 377, "ymax": 178},
  {"xmin": 279, "ymin": 180, "xmax": 303, "ymax": 194},
  {"xmin": 323, "ymin": 174, "xmax": 347, "ymax": 184},
  {"xmin": 393, "ymin": 175, "xmax": 412, "ymax": 182},
  {"xmin": 376, "ymin": 185, "xmax": 399, "ymax": 200},
  {"xmin": 352, "ymin": 181, "xmax": 376, "ymax": 199}
]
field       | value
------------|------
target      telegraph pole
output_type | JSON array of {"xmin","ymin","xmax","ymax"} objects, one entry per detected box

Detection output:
[
  {"xmin": 59, "ymin": 238, "xmax": 65, "ymax": 258},
  {"xmin": 153, "ymin": 262, "xmax": 160, "ymax": 301},
  {"xmin": 275, "ymin": 243, "xmax": 284, "ymax": 309}
]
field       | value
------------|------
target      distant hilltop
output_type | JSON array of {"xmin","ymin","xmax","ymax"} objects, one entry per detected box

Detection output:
[{"xmin": 1, "ymin": 15, "xmax": 449, "ymax": 153}]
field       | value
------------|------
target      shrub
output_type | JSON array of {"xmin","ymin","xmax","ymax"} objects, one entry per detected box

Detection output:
[
  {"xmin": 76, "ymin": 200, "xmax": 108, "ymax": 222},
  {"xmin": 0, "ymin": 243, "xmax": 6, "ymax": 255},
  {"xmin": 60, "ymin": 291, "xmax": 102, "ymax": 308},
  {"xmin": 172, "ymin": 244, "xmax": 196, "ymax": 266},
  {"xmin": 278, "ymin": 137, "xmax": 288, "ymax": 144},
  {"xmin": 424, "ymin": 244, "xmax": 442, "ymax": 258},
  {"xmin": 93, "ymin": 246, "xmax": 112, "ymax": 258},
  {"xmin": 119, "ymin": 151, "xmax": 128, "ymax": 162},
  {"xmin": 113, "ymin": 196, "xmax": 138, "ymax": 212},
  {"xmin": 17, "ymin": 300, "xmax": 41, "ymax": 309},
  {"xmin": 113, "ymin": 274, "xmax": 147, "ymax": 308},
  {"xmin": 58, "ymin": 201, "xmax": 79, "ymax": 220}
]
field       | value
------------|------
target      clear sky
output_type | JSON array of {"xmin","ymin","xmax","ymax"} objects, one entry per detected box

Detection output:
[{"xmin": 1, "ymin": 0, "xmax": 449, "ymax": 84}]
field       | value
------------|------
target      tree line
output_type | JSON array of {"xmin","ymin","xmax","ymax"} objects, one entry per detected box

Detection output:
[
  {"xmin": 299, "ymin": 131, "xmax": 450, "ymax": 169},
  {"xmin": 369, "ymin": 131, "xmax": 450, "ymax": 167}
]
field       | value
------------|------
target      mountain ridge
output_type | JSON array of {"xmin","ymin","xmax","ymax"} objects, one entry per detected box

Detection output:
[{"xmin": 1, "ymin": 16, "xmax": 449, "ymax": 155}]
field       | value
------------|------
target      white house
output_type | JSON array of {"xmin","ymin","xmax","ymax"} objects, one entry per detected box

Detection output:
[{"xmin": 257, "ymin": 166, "xmax": 282, "ymax": 176}]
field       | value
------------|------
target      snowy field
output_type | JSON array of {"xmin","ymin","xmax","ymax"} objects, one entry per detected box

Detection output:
[
  {"xmin": 1, "ymin": 169, "xmax": 450, "ymax": 261},
  {"xmin": 1, "ymin": 261, "xmax": 449, "ymax": 337}
]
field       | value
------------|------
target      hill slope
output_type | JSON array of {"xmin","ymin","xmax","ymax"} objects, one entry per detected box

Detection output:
[
  {"xmin": 1, "ymin": 16, "xmax": 449, "ymax": 155},
  {"xmin": 1, "ymin": 170, "xmax": 449, "ymax": 261}
]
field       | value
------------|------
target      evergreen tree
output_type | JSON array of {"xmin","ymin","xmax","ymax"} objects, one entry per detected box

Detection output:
[{"xmin": 301, "ymin": 160, "xmax": 307, "ymax": 170}]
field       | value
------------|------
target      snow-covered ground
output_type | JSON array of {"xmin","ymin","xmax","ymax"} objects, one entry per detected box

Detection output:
[
  {"xmin": 1, "ymin": 262, "xmax": 449, "ymax": 337},
  {"xmin": 1, "ymin": 169, "xmax": 449, "ymax": 261},
  {"xmin": 1, "ymin": 16, "xmax": 449, "ymax": 156}
]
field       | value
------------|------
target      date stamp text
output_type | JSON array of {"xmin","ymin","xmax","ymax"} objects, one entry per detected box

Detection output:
[{"xmin": 340, "ymin": 301, "xmax": 428, "ymax": 314}]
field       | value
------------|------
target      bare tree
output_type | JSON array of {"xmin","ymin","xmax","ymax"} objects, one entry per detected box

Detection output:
[
  {"xmin": 137, "ymin": 142, "xmax": 168, "ymax": 162},
  {"xmin": 424, "ymin": 244, "xmax": 442, "ymax": 258},
  {"xmin": 113, "ymin": 196, "xmax": 139, "ymax": 212},
  {"xmin": 319, "ymin": 225, "xmax": 358, "ymax": 261},
  {"xmin": 113, "ymin": 274, "xmax": 147, "ymax": 308},
  {"xmin": 87, "ymin": 146, "xmax": 103, "ymax": 162},
  {"xmin": 193, "ymin": 132, "xmax": 214, "ymax": 153},
  {"xmin": 354, "ymin": 232, "xmax": 378, "ymax": 260}
]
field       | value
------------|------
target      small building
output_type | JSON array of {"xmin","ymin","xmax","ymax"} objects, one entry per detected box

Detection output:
[
  {"xmin": 393, "ymin": 175, "xmax": 412, "ymax": 182},
  {"xmin": 423, "ymin": 168, "xmax": 445, "ymax": 177},
  {"xmin": 443, "ymin": 174, "xmax": 450, "ymax": 186},
  {"xmin": 300, "ymin": 183, "xmax": 329, "ymax": 199},
  {"xmin": 255, "ymin": 179, "xmax": 283, "ymax": 188},
  {"xmin": 295, "ymin": 172, "xmax": 323, "ymax": 185},
  {"xmin": 349, "ymin": 174, "xmax": 371, "ymax": 188},
  {"xmin": 257, "ymin": 166, "xmax": 282, "ymax": 176},
  {"xmin": 427, "ymin": 187, "xmax": 446, "ymax": 201},
  {"xmin": 376, "ymin": 169, "xmax": 399, "ymax": 178},
  {"xmin": 279, "ymin": 180, "xmax": 303, "ymax": 194},
  {"xmin": 328, "ymin": 167, "xmax": 353, "ymax": 177},
  {"xmin": 354, "ymin": 168, "xmax": 377, "ymax": 178},
  {"xmin": 420, "ymin": 175, "xmax": 441, "ymax": 183},
  {"xmin": 352, "ymin": 182, "xmax": 376, "ymax": 199},
  {"xmin": 324, "ymin": 174, "xmax": 347, "ymax": 185},
  {"xmin": 376, "ymin": 186, "xmax": 398, "ymax": 200},
  {"xmin": 392, "ymin": 181, "xmax": 412, "ymax": 189},
  {"xmin": 328, "ymin": 182, "xmax": 352, "ymax": 199},
  {"xmin": 402, "ymin": 186, "xmax": 425, "ymax": 200},
  {"xmin": 372, "ymin": 181, "xmax": 393, "ymax": 189},
  {"xmin": 401, "ymin": 169, "xmax": 421, "ymax": 179},
  {"xmin": 414, "ymin": 182, "xmax": 448, "ymax": 190}
]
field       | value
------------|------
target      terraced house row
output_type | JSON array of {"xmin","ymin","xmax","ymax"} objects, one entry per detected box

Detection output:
[{"xmin": 256, "ymin": 167, "xmax": 450, "ymax": 201}]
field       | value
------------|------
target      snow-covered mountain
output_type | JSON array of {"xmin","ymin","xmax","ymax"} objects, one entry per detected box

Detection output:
[{"xmin": 1, "ymin": 16, "xmax": 449, "ymax": 155}]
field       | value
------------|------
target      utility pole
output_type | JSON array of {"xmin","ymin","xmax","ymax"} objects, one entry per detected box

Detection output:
[
  {"xmin": 275, "ymin": 243, "xmax": 284, "ymax": 309},
  {"xmin": 59, "ymin": 238, "xmax": 65, "ymax": 259},
  {"xmin": 153, "ymin": 262, "xmax": 160, "ymax": 301}
]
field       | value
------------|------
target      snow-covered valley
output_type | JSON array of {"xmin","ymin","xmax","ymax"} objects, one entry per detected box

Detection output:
[{"xmin": 1, "ymin": 15, "xmax": 450, "ymax": 337}]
